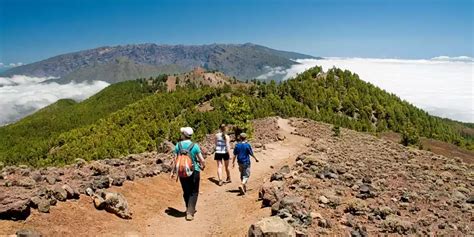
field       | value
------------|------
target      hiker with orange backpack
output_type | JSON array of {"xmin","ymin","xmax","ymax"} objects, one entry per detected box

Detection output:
[{"xmin": 170, "ymin": 127, "xmax": 206, "ymax": 221}]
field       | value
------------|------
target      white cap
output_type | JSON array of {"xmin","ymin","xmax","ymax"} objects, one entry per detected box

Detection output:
[{"xmin": 180, "ymin": 127, "xmax": 194, "ymax": 137}]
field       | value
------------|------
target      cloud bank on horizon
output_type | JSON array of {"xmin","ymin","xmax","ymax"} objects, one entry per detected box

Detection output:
[
  {"xmin": 0, "ymin": 62, "xmax": 24, "ymax": 68},
  {"xmin": 258, "ymin": 56, "xmax": 473, "ymax": 123},
  {"xmin": 0, "ymin": 76, "xmax": 109, "ymax": 125}
]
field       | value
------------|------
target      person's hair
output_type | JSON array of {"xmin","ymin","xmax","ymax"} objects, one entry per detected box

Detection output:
[
  {"xmin": 219, "ymin": 124, "xmax": 227, "ymax": 134},
  {"xmin": 181, "ymin": 133, "xmax": 191, "ymax": 139}
]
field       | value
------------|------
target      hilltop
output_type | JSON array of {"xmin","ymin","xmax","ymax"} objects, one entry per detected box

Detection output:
[{"xmin": 1, "ymin": 43, "xmax": 317, "ymax": 83}]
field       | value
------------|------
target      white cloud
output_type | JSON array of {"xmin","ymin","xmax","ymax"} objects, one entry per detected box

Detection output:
[
  {"xmin": 256, "ymin": 66, "xmax": 287, "ymax": 79},
  {"xmin": 431, "ymin": 56, "xmax": 473, "ymax": 62},
  {"xmin": 259, "ymin": 57, "xmax": 474, "ymax": 123},
  {"xmin": 0, "ymin": 75, "xmax": 109, "ymax": 125},
  {"xmin": 0, "ymin": 62, "xmax": 24, "ymax": 68}
]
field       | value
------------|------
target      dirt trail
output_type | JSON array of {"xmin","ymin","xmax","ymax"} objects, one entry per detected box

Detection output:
[{"xmin": 0, "ymin": 118, "xmax": 311, "ymax": 236}]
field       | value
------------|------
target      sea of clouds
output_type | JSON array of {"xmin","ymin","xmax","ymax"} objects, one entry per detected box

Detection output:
[
  {"xmin": 258, "ymin": 56, "xmax": 474, "ymax": 123},
  {"xmin": 0, "ymin": 75, "xmax": 109, "ymax": 125}
]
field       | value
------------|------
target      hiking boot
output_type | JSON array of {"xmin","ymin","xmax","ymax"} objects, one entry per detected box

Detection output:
[
  {"xmin": 225, "ymin": 177, "xmax": 231, "ymax": 183},
  {"xmin": 218, "ymin": 180, "xmax": 223, "ymax": 186},
  {"xmin": 186, "ymin": 213, "xmax": 194, "ymax": 221}
]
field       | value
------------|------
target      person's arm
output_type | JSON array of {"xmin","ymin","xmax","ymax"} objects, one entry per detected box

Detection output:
[
  {"xmin": 170, "ymin": 153, "xmax": 178, "ymax": 178},
  {"xmin": 170, "ymin": 145, "xmax": 179, "ymax": 178},
  {"xmin": 249, "ymin": 145, "xmax": 259, "ymax": 162},
  {"xmin": 197, "ymin": 152, "xmax": 206, "ymax": 170},
  {"xmin": 232, "ymin": 144, "xmax": 238, "ymax": 168},
  {"xmin": 194, "ymin": 144, "xmax": 206, "ymax": 170}
]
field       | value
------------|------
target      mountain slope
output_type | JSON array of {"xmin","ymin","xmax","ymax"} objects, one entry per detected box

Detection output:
[
  {"xmin": 0, "ymin": 70, "xmax": 237, "ymax": 166},
  {"xmin": 1, "ymin": 43, "xmax": 317, "ymax": 82},
  {"xmin": 1, "ymin": 67, "xmax": 472, "ymax": 167},
  {"xmin": 0, "ymin": 80, "xmax": 157, "ymax": 166}
]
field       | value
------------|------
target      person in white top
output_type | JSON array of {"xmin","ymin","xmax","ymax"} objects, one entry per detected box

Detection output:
[{"xmin": 214, "ymin": 124, "xmax": 232, "ymax": 186}]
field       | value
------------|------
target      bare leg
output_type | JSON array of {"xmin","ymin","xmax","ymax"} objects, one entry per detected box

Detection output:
[
  {"xmin": 216, "ymin": 159, "xmax": 223, "ymax": 183},
  {"xmin": 224, "ymin": 159, "xmax": 231, "ymax": 182}
]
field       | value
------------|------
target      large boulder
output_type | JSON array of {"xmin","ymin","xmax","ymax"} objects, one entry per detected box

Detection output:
[
  {"xmin": 248, "ymin": 216, "xmax": 296, "ymax": 237},
  {"xmin": 260, "ymin": 181, "xmax": 284, "ymax": 207},
  {"xmin": 62, "ymin": 184, "xmax": 79, "ymax": 199},
  {"xmin": 52, "ymin": 185, "xmax": 68, "ymax": 201},
  {"xmin": 93, "ymin": 190, "xmax": 132, "ymax": 219},
  {"xmin": 91, "ymin": 176, "xmax": 110, "ymax": 190},
  {"xmin": 89, "ymin": 162, "xmax": 110, "ymax": 176},
  {"xmin": 271, "ymin": 196, "xmax": 311, "ymax": 227},
  {"xmin": 0, "ymin": 199, "xmax": 31, "ymax": 220}
]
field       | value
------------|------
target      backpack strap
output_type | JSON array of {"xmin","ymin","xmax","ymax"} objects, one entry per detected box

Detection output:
[
  {"xmin": 177, "ymin": 142, "xmax": 183, "ymax": 154},
  {"xmin": 186, "ymin": 143, "xmax": 195, "ymax": 153}
]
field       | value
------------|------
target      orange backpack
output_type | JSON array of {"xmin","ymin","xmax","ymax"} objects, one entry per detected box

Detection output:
[{"xmin": 175, "ymin": 142, "xmax": 195, "ymax": 178}]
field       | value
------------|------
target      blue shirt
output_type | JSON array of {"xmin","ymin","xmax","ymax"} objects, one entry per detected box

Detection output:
[
  {"xmin": 233, "ymin": 141, "xmax": 254, "ymax": 165},
  {"xmin": 174, "ymin": 140, "xmax": 202, "ymax": 172}
]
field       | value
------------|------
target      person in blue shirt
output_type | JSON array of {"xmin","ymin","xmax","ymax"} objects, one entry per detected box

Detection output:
[
  {"xmin": 232, "ymin": 133, "xmax": 259, "ymax": 195},
  {"xmin": 170, "ymin": 127, "xmax": 206, "ymax": 221}
]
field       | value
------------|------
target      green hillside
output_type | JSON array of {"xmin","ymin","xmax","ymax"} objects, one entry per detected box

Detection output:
[
  {"xmin": 0, "ymin": 79, "xmax": 163, "ymax": 166},
  {"xmin": 1, "ymin": 67, "xmax": 472, "ymax": 167}
]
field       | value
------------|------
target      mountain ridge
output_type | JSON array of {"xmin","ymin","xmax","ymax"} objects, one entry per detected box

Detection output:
[{"xmin": 1, "ymin": 43, "xmax": 318, "ymax": 83}]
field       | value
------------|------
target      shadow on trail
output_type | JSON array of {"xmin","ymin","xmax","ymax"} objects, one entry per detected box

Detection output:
[
  {"xmin": 226, "ymin": 188, "xmax": 255, "ymax": 197},
  {"xmin": 165, "ymin": 207, "xmax": 186, "ymax": 218},
  {"xmin": 207, "ymin": 177, "xmax": 220, "ymax": 186}
]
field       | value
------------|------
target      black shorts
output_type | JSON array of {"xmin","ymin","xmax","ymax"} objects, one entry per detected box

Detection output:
[{"xmin": 214, "ymin": 153, "xmax": 230, "ymax": 161}]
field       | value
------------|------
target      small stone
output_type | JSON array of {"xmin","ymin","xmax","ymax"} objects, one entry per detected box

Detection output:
[
  {"xmin": 37, "ymin": 200, "xmax": 50, "ymax": 213},
  {"xmin": 125, "ymin": 170, "xmax": 135, "ymax": 181},
  {"xmin": 318, "ymin": 218, "xmax": 332, "ymax": 228},
  {"xmin": 52, "ymin": 185, "xmax": 67, "ymax": 201},
  {"xmin": 362, "ymin": 177, "xmax": 371, "ymax": 184},
  {"xmin": 18, "ymin": 177, "xmax": 36, "ymax": 189},
  {"xmin": 30, "ymin": 172, "xmax": 43, "ymax": 182},
  {"xmin": 277, "ymin": 134, "xmax": 286, "ymax": 141},
  {"xmin": 30, "ymin": 196, "xmax": 41, "ymax": 208},
  {"xmin": 85, "ymin": 188, "xmax": 94, "ymax": 196},
  {"xmin": 16, "ymin": 229, "xmax": 42, "ymax": 237},
  {"xmin": 466, "ymin": 196, "xmax": 474, "ymax": 204},
  {"xmin": 400, "ymin": 193, "xmax": 410, "ymax": 203},
  {"xmin": 112, "ymin": 176, "xmax": 125, "ymax": 186},
  {"xmin": 310, "ymin": 212, "xmax": 323, "ymax": 219},
  {"xmin": 45, "ymin": 176, "xmax": 56, "ymax": 185},
  {"xmin": 74, "ymin": 158, "xmax": 87, "ymax": 168},
  {"xmin": 326, "ymin": 172, "xmax": 338, "ymax": 179},
  {"xmin": 319, "ymin": 196, "xmax": 329, "ymax": 204},
  {"xmin": 93, "ymin": 196, "xmax": 106, "ymax": 210},
  {"xmin": 62, "ymin": 184, "xmax": 79, "ymax": 199},
  {"xmin": 92, "ymin": 176, "xmax": 110, "ymax": 190}
]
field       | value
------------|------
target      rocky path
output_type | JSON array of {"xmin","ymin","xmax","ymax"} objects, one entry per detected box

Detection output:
[{"xmin": 0, "ymin": 118, "xmax": 311, "ymax": 236}]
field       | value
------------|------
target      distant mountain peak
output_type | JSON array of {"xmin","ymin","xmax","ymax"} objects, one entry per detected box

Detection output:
[{"xmin": 1, "ymin": 43, "xmax": 319, "ymax": 83}]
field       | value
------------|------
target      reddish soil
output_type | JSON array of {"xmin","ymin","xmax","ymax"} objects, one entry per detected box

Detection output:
[{"xmin": 0, "ymin": 119, "xmax": 310, "ymax": 236}]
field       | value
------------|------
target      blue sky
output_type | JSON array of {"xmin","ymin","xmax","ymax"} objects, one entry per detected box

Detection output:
[{"xmin": 0, "ymin": 0, "xmax": 472, "ymax": 64}]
